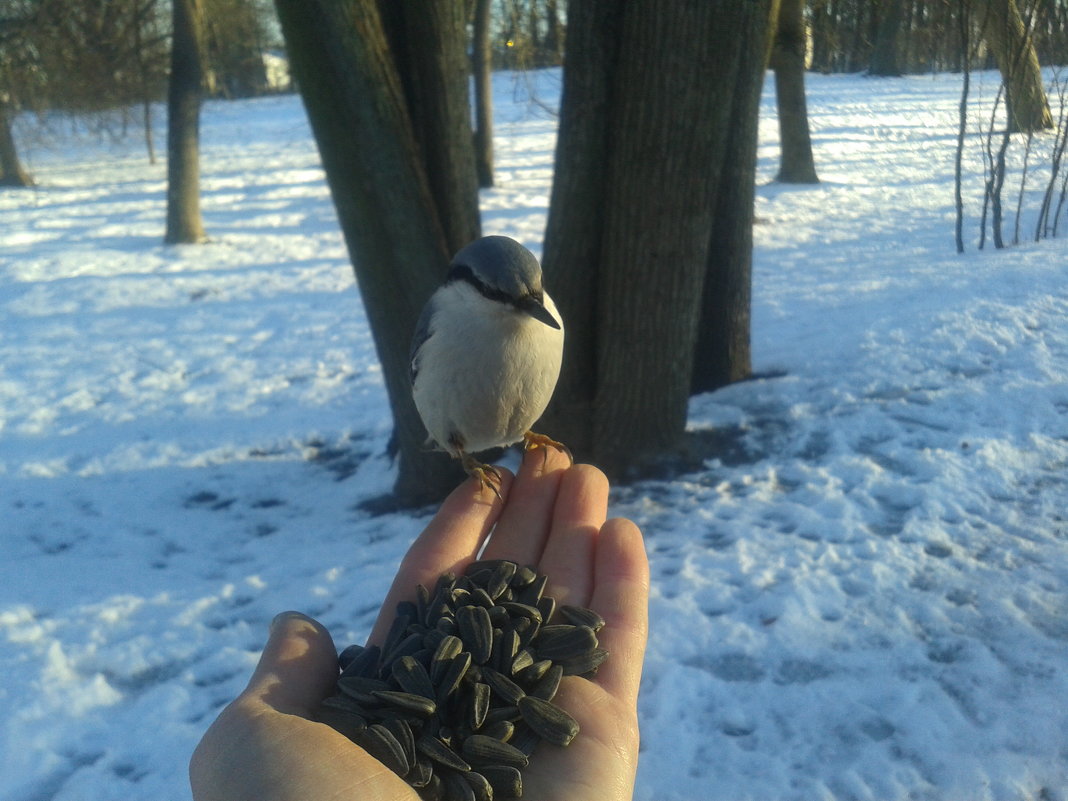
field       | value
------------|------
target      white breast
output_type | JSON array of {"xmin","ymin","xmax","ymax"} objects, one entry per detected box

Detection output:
[{"xmin": 412, "ymin": 283, "xmax": 564, "ymax": 457}]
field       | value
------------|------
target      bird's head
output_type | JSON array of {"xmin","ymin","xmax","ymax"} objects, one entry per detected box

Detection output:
[{"xmin": 446, "ymin": 235, "xmax": 561, "ymax": 329}]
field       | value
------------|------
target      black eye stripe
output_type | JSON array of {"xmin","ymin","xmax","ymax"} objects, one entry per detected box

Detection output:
[{"xmin": 446, "ymin": 263, "xmax": 517, "ymax": 306}]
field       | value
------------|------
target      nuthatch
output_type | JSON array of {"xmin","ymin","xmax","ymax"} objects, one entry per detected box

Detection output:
[{"xmin": 410, "ymin": 235, "xmax": 569, "ymax": 494}]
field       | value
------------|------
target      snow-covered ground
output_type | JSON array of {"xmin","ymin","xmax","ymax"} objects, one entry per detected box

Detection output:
[{"xmin": 2, "ymin": 68, "xmax": 1067, "ymax": 801}]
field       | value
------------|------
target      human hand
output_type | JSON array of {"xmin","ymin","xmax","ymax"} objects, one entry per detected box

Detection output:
[{"xmin": 189, "ymin": 448, "xmax": 649, "ymax": 801}]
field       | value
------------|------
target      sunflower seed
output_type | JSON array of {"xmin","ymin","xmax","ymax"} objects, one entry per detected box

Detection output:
[
  {"xmin": 480, "ymin": 719, "xmax": 514, "ymax": 742},
  {"xmin": 486, "ymin": 561, "xmax": 517, "ymax": 600},
  {"xmin": 384, "ymin": 717, "xmax": 416, "ymax": 767},
  {"xmin": 393, "ymin": 655, "xmax": 436, "ymax": 699},
  {"xmin": 529, "ymin": 664, "xmax": 563, "ymax": 701},
  {"xmin": 510, "ymin": 564, "xmax": 538, "ymax": 588},
  {"xmin": 509, "ymin": 647, "xmax": 535, "ymax": 676},
  {"xmin": 457, "ymin": 604, "xmax": 493, "ymax": 664},
  {"xmin": 537, "ymin": 595, "xmax": 556, "ymax": 625},
  {"xmin": 518, "ymin": 695, "xmax": 579, "ymax": 747},
  {"xmin": 339, "ymin": 643, "xmax": 380, "ymax": 678},
  {"xmin": 559, "ymin": 647, "xmax": 610, "ymax": 676},
  {"xmin": 498, "ymin": 602, "xmax": 542, "ymax": 627},
  {"xmin": 533, "ymin": 625, "xmax": 598, "ymax": 661},
  {"xmin": 431, "ymin": 635, "xmax": 463, "ymax": 683},
  {"xmin": 559, "ymin": 604, "xmax": 606, "ymax": 632},
  {"xmin": 360, "ymin": 723, "xmax": 410, "ymax": 776},
  {"xmin": 481, "ymin": 764, "xmax": 523, "ymax": 798},
  {"xmin": 516, "ymin": 573, "xmax": 547, "ymax": 606},
  {"xmin": 469, "ymin": 681, "xmax": 491, "ymax": 730},
  {"xmin": 407, "ymin": 758, "xmax": 434, "ymax": 789},
  {"xmin": 372, "ymin": 690, "xmax": 436, "ymax": 718},
  {"xmin": 462, "ymin": 734, "xmax": 530, "ymax": 769},
  {"xmin": 416, "ymin": 734, "xmax": 472, "ymax": 773},
  {"xmin": 462, "ymin": 769, "xmax": 494, "ymax": 801},
  {"xmin": 381, "ymin": 612, "xmax": 412, "ymax": 660},
  {"xmin": 445, "ymin": 769, "xmax": 477, "ymax": 801},
  {"xmin": 482, "ymin": 665, "xmax": 526, "ymax": 705},
  {"xmin": 514, "ymin": 657, "xmax": 550, "ymax": 685},
  {"xmin": 317, "ymin": 705, "xmax": 367, "ymax": 741},
  {"xmin": 435, "ymin": 650, "xmax": 472, "ymax": 706}
]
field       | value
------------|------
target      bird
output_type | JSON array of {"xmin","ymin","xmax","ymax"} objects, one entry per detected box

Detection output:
[{"xmin": 409, "ymin": 235, "xmax": 570, "ymax": 496}]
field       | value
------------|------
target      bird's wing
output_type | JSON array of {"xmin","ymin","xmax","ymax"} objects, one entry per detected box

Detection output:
[{"xmin": 409, "ymin": 295, "xmax": 438, "ymax": 386}]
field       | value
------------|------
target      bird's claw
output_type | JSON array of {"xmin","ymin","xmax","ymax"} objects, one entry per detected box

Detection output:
[
  {"xmin": 461, "ymin": 454, "xmax": 504, "ymax": 500},
  {"xmin": 522, "ymin": 430, "xmax": 574, "ymax": 466}
]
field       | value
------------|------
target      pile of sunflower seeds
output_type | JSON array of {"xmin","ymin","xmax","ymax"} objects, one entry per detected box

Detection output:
[{"xmin": 318, "ymin": 558, "xmax": 608, "ymax": 800}]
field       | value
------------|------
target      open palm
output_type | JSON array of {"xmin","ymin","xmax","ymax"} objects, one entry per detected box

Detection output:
[{"xmin": 190, "ymin": 448, "xmax": 648, "ymax": 801}]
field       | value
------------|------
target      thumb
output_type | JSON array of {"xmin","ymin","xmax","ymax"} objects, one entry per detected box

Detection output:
[{"xmin": 242, "ymin": 611, "xmax": 340, "ymax": 717}]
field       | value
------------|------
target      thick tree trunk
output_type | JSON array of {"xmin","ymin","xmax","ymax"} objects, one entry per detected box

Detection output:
[
  {"xmin": 0, "ymin": 104, "xmax": 33, "ymax": 187},
  {"xmin": 692, "ymin": 3, "xmax": 777, "ymax": 395},
  {"xmin": 869, "ymin": 0, "xmax": 905, "ymax": 76},
  {"xmin": 980, "ymin": 0, "xmax": 1054, "ymax": 132},
  {"xmin": 769, "ymin": 0, "xmax": 820, "ymax": 184},
  {"xmin": 276, "ymin": 0, "xmax": 479, "ymax": 505},
  {"xmin": 542, "ymin": 0, "xmax": 775, "ymax": 479},
  {"xmin": 378, "ymin": 1, "xmax": 481, "ymax": 255},
  {"xmin": 164, "ymin": 0, "xmax": 206, "ymax": 244},
  {"xmin": 472, "ymin": 0, "xmax": 494, "ymax": 188}
]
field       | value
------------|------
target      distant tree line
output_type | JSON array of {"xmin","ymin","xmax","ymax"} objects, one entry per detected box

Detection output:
[
  {"xmin": 811, "ymin": 0, "xmax": 1068, "ymax": 76},
  {"xmin": 0, "ymin": 0, "xmax": 277, "ymax": 184}
]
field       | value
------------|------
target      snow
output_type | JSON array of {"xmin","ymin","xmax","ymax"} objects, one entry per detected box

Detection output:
[{"xmin": 2, "ymin": 67, "xmax": 1067, "ymax": 801}]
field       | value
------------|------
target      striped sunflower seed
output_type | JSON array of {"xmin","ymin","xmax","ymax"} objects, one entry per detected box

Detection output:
[
  {"xmin": 416, "ymin": 734, "xmax": 471, "ymax": 773},
  {"xmin": 457, "ymin": 604, "xmax": 493, "ymax": 665},
  {"xmin": 559, "ymin": 603, "xmax": 606, "ymax": 632},
  {"xmin": 461, "ymin": 734, "xmax": 530, "ymax": 769},
  {"xmin": 518, "ymin": 695, "xmax": 580, "ymax": 747},
  {"xmin": 359, "ymin": 723, "xmax": 410, "ymax": 777},
  {"xmin": 481, "ymin": 764, "xmax": 523, "ymax": 798}
]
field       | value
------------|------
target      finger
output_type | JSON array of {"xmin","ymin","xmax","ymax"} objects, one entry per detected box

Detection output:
[
  {"xmin": 480, "ymin": 445, "xmax": 570, "ymax": 565},
  {"xmin": 240, "ymin": 612, "xmax": 339, "ymax": 717},
  {"xmin": 367, "ymin": 469, "xmax": 515, "ymax": 645},
  {"xmin": 536, "ymin": 463, "xmax": 609, "ymax": 607},
  {"xmin": 586, "ymin": 518, "xmax": 649, "ymax": 705}
]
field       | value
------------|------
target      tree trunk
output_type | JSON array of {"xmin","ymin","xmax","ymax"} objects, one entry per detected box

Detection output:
[
  {"xmin": 692, "ymin": 3, "xmax": 778, "ymax": 395},
  {"xmin": 378, "ymin": 1, "xmax": 481, "ymax": 256},
  {"xmin": 869, "ymin": 0, "xmax": 905, "ymax": 75},
  {"xmin": 472, "ymin": 0, "xmax": 494, "ymax": 188},
  {"xmin": 542, "ymin": 0, "xmax": 776, "ymax": 479},
  {"xmin": 164, "ymin": 0, "xmax": 206, "ymax": 243},
  {"xmin": 0, "ymin": 103, "xmax": 33, "ymax": 187},
  {"xmin": 276, "ymin": 0, "xmax": 480, "ymax": 505},
  {"xmin": 769, "ymin": 0, "xmax": 820, "ymax": 184},
  {"xmin": 980, "ymin": 0, "xmax": 1054, "ymax": 132}
]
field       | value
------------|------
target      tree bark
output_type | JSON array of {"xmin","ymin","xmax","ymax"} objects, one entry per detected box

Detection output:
[
  {"xmin": 869, "ymin": 0, "xmax": 905, "ymax": 76},
  {"xmin": 164, "ymin": 0, "xmax": 206, "ymax": 243},
  {"xmin": 276, "ymin": 0, "xmax": 479, "ymax": 505},
  {"xmin": 542, "ymin": 0, "xmax": 775, "ymax": 478},
  {"xmin": 0, "ymin": 103, "xmax": 33, "ymax": 187},
  {"xmin": 378, "ymin": 1, "xmax": 481, "ymax": 255},
  {"xmin": 769, "ymin": 0, "xmax": 820, "ymax": 184},
  {"xmin": 980, "ymin": 0, "xmax": 1054, "ymax": 132},
  {"xmin": 472, "ymin": 0, "xmax": 494, "ymax": 188}
]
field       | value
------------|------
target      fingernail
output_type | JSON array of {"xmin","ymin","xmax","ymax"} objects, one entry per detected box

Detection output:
[{"xmin": 269, "ymin": 610, "xmax": 309, "ymax": 633}]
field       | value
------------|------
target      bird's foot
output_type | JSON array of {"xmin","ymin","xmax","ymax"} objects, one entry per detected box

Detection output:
[
  {"xmin": 522, "ymin": 430, "xmax": 574, "ymax": 466},
  {"xmin": 461, "ymin": 453, "xmax": 504, "ymax": 500}
]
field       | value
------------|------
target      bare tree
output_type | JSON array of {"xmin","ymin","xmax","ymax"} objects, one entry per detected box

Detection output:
[
  {"xmin": 770, "ymin": 0, "xmax": 820, "ymax": 183},
  {"xmin": 979, "ymin": 0, "xmax": 1053, "ymax": 132},
  {"xmin": 276, "ymin": 0, "xmax": 481, "ymax": 504},
  {"xmin": 165, "ymin": 0, "xmax": 207, "ymax": 243},
  {"xmin": 870, "ymin": 0, "xmax": 905, "ymax": 75},
  {"xmin": 541, "ymin": 0, "xmax": 777, "ymax": 478},
  {"xmin": 472, "ymin": 0, "xmax": 494, "ymax": 188}
]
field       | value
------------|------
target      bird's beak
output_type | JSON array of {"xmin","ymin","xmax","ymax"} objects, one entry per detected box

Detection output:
[{"xmin": 518, "ymin": 295, "xmax": 561, "ymax": 329}]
